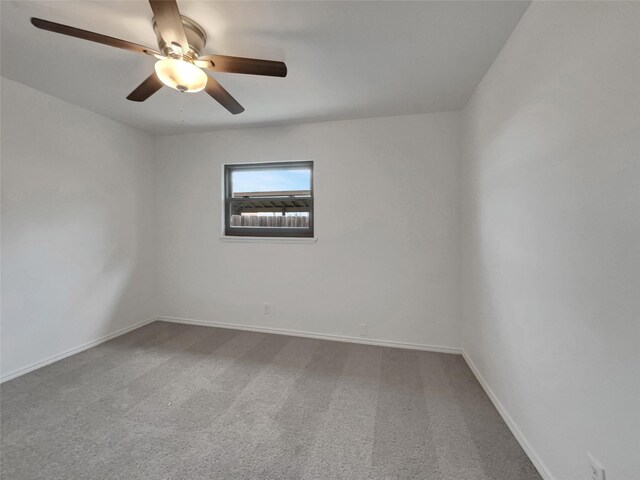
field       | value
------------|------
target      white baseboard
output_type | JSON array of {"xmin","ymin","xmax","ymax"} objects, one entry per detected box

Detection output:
[
  {"xmin": 157, "ymin": 315, "xmax": 461, "ymax": 355},
  {"xmin": 0, "ymin": 317, "xmax": 157, "ymax": 383},
  {"xmin": 461, "ymin": 351, "xmax": 555, "ymax": 480}
]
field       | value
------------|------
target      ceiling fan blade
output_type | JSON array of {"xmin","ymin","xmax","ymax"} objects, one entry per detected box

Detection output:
[
  {"xmin": 30, "ymin": 18, "xmax": 160, "ymax": 57},
  {"xmin": 148, "ymin": 0, "xmax": 189, "ymax": 55},
  {"xmin": 126, "ymin": 73, "xmax": 164, "ymax": 102},
  {"xmin": 204, "ymin": 75, "xmax": 244, "ymax": 115},
  {"xmin": 197, "ymin": 55, "xmax": 287, "ymax": 77}
]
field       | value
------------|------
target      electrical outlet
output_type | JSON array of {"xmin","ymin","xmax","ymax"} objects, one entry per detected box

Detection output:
[
  {"xmin": 587, "ymin": 453, "xmax": 605, "ymax": 480},
  {"xmin": 359, "ymin": 323, "xmax": 367, "ymax": 337},
  {"xmin": 263, "ymin": 303, "xmax": 271, "ymax": 315}
]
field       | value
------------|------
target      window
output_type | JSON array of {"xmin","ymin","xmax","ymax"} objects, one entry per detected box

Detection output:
[{"xmin": 224, "ymin": 161, "xmax": 314, "ymax": 238}]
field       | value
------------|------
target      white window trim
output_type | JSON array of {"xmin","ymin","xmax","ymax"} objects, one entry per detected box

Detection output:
[{"xmin": 219, "ymin": 236, "xmax": 317, "ymax": 244}]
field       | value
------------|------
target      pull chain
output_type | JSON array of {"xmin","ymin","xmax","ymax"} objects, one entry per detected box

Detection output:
[{"xmin": 179, "ymin": 95, "xmax": 185, "ymax": 131}]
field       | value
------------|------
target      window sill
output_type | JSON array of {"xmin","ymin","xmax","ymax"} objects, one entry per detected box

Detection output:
[{"xmin": 219, "ymin": 236, "xmax": 318, "ymax": 244}]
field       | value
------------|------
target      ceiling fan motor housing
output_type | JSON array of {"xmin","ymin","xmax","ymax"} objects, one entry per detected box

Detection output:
[{"xmin": 152, "ymin": 15, "xmax": 207, "ymax": 59}]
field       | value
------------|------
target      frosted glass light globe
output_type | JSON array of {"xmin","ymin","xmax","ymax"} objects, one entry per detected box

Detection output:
[{"xmin": 154, "ymin": 58, "xmax": 207, "ymax": 93}]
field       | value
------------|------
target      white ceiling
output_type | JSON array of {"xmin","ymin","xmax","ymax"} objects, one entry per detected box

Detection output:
[{"xmin": 1, "ymin": 1, "xmax": 529, "ymax": 135}]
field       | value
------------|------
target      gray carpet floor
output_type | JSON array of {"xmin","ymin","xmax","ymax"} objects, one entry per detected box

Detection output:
[{"xmin": 1, "ymin": 321, "xmax": 541, "ymax": 479}]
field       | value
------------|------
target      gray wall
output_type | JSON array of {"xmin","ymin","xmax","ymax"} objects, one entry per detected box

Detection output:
[
  {"xmin": 1, "ymin": 78, "xmax": 157, "ymax": 378},
  {"xmin": 461, "ymin": 2, "xmax": 640, "ymax": 479},
  {"xmin": 154, "ymin": 112, "xmax": 462, "ymax": 350}
]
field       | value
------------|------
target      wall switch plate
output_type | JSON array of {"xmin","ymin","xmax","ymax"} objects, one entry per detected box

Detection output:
[
  {"xmin": 359, "ymin": 323, "xmax": 367, "ymax": 337},
  {"xmin": 263, "ymin": 303, "xmax": 271, "ymax": 315},
  {"xmin": 587, "ymin": 453, "xmax": 605, "ymax": 480}
]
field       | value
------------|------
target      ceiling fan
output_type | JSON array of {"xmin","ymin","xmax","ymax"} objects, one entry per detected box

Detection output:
[{"xmin": 30, "ymin": 0, "xmax": 288, "ymax": 114}]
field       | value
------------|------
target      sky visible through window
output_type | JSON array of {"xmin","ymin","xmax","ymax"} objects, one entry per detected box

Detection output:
[{"xmin": 232, "ymin": 168, "xmax": 311, "ymax": 193}]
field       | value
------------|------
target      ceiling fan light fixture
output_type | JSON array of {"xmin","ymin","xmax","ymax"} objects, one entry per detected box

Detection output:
[
  {"xmin": 154, "ymin": 58, "xmax": 207, "ymax": 93},
  {"xmin": 31, "ymin": 0, "xmax": 286, "ymax": 113}
]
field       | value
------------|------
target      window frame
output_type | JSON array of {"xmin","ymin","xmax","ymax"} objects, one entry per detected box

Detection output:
[{"xmin": 223, "ymin": 161, "xmax": 314, "ymax": 238}]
